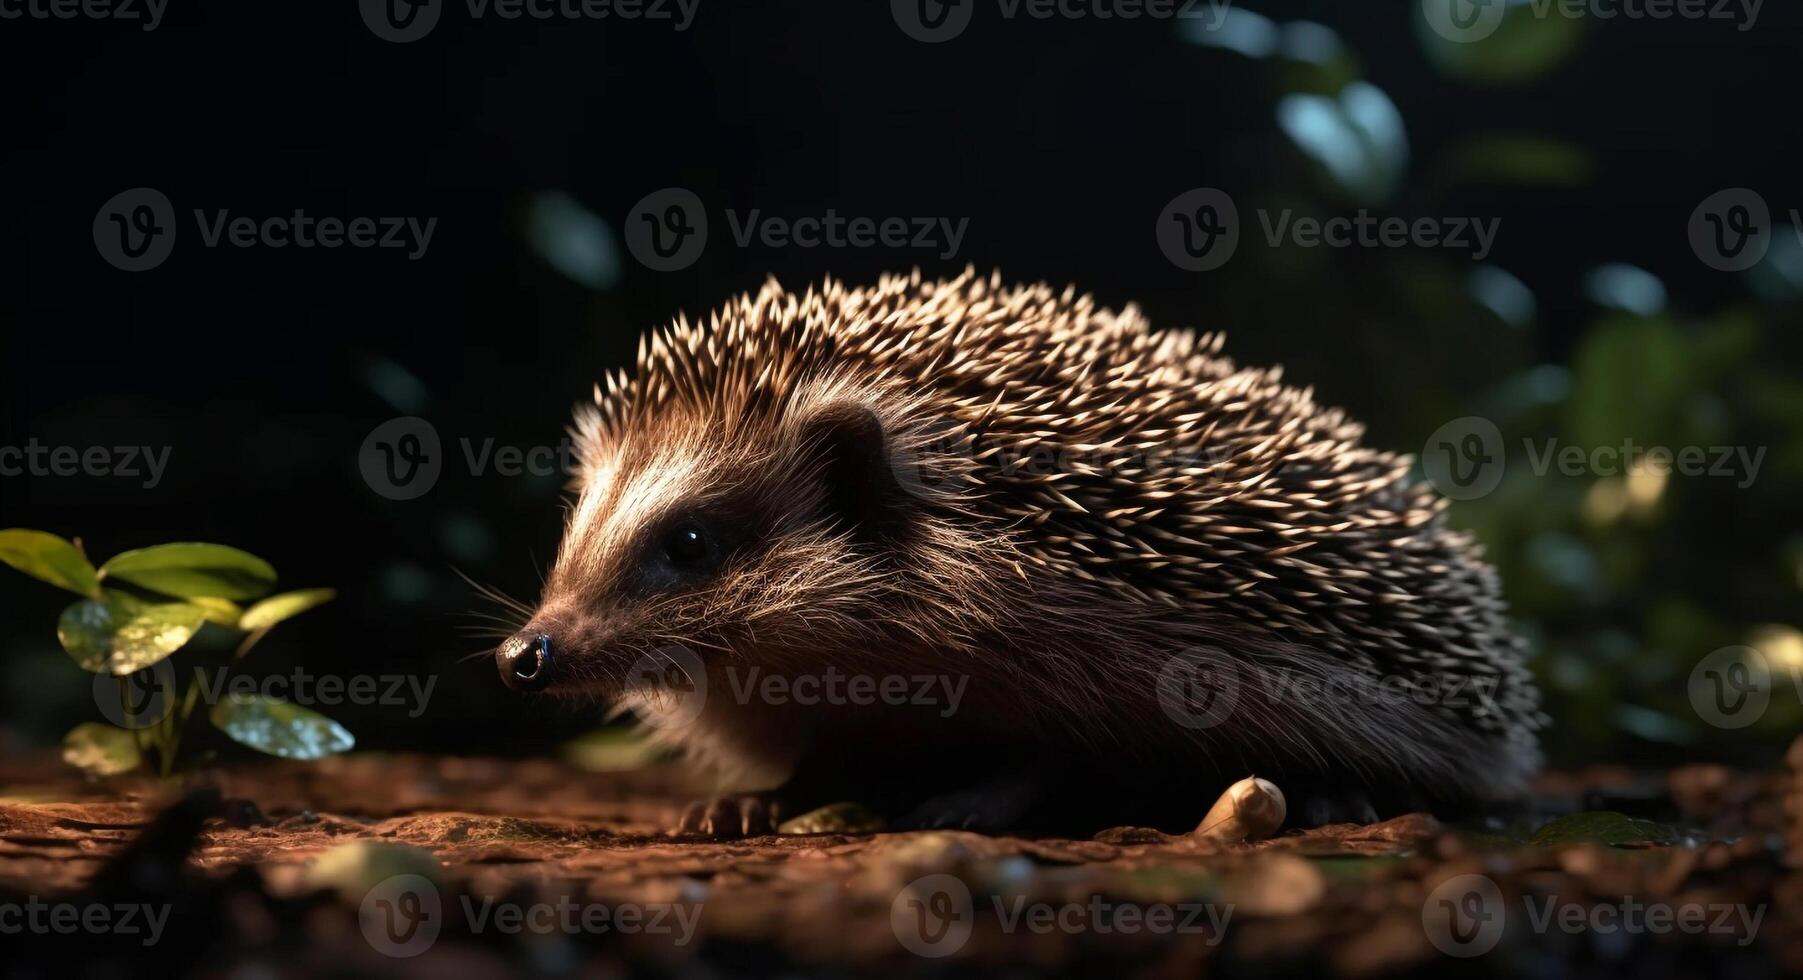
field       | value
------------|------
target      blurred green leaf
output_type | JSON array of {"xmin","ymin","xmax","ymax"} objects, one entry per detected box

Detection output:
[
  {"xmin": 209, "ymin": 695, "xmax": 354, "ymax": 759},
  {"xmin": 62, "ymin": 723, "xmax": 142, "ymax": 776},
  {"xmin": 1566, "ymin": 315, "xmax": 1688, "ymax": 448},
  {"xmin": 188, "ymin": 596, "xmax": 245, "ymax": 627},
  {"xmin": 562, "ymin": 727, "xmax": 666, "ymax": 772},
  {"xmin": 304, "ymin": 841, "xmax": 441, "ymax": 899},
  {"xmin": 1416, "ymin": 2, "xmax": 1586, "ymax": 85},
  {"xmin": 238, "ymin": 588, "xmax": 336, "ymax": 632},
  {"xmin": 101, "ymin": 543, "xmax": 277, "ymax": 601},
  {"xmin": 1445, "ymin": 136, "xmax": 1594, "ymax": 187},
  {"xmin": 57, "ymin": 592, "xmax": 207, "ymax": 675},
  {"xmin": 1277, "ymin": 82, "xmax": 1407, "ymax": 204},
  {"xmin": 1529, "ymin": 811, "xmax": 1677, "ymax": 846},
  {"xmin": 0, "ymin": 529, "xmax": 100, "ymax": 597}
]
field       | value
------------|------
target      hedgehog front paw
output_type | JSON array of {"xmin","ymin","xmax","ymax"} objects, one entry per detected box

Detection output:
[{"xmin": 675, "ymin": 795, "xmax": 778, "ymax": 840}]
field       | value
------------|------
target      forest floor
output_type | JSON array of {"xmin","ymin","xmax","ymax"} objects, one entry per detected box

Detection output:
[{"xmin": 0, "ymin": 746, "xmax": 1798, "ymax": 978}]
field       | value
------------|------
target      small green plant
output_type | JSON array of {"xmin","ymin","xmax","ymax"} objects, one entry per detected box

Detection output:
[{"xmin": 0, "ymin": 528, "xmax": 352, "ymax": 777}]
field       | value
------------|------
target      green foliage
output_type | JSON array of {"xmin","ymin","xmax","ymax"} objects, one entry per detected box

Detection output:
[
  {"xmin": 1175, "ymin": 10, "xmax": 1803, "ymax": 770},
  {"xmin": 58, "ymin": 592, "xmax": 207, "ymax": 676},
  {"xmin": 209, "ymin": 695, "xmax": 354, "ymax": 760},
  {"xmin": 1528, "ymin": 812, "xmax": 1678, "ymax": 847},
  {"xmin": 0, "ymin": 530, "xmax": 101, "ymax": 597},
  {"xmin": 61, "ymin": 722, "xmax": 142, "ymax": 776},
  {"xmin": 99, "ymin": 543, "xmax": 278, "ymax": 601},
  {"xmin": 1, "ymin": 530, "xmax": 348, "ymax": 777}
]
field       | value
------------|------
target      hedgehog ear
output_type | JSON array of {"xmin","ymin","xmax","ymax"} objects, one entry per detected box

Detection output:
[{"xmin": 798, "ymin": 405, "xmax": 903, "ymax": 543}]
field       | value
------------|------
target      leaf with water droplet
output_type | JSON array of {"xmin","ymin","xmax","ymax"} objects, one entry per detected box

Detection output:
[
  {"xmin": 209, "ymin": 695, "xmax": 354, "ymax": 759},
  {"xmin": 62, "ymin": 723, "xmax": 142, "ymax": 776},
  {"xmin": 57, "ymin": 592, "xmax": 206, "ymax": 674}
]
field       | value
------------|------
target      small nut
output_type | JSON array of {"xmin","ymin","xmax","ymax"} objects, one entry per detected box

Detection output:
[{"xmin": 1194, "ymin": 776, "xmax": 1286, "ymax": 842}]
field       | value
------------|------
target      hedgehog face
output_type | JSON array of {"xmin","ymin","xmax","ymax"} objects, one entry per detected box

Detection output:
[{"xmin": 497, "ymin": 398, "xmax": 910, "ymax": 699}]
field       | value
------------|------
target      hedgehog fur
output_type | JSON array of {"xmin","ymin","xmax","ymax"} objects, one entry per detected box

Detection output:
[{"xmin": 514, "ymin": 268, "xmax": 1544, "ymax": 832}]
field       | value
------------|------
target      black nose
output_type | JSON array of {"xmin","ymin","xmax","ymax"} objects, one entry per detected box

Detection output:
[{"xmin": 498, "ymin": 633, "xmax": 554, "ymax": 691}]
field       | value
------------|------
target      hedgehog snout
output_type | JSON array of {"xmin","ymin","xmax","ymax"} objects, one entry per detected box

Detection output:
[{"xmin": 497, "ymin": 631, "xmax": 555, "ymax": 692}]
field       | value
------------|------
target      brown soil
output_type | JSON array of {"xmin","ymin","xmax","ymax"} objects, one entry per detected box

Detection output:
[{"xmin": 1, "ymin": 749, "xmax": 1798, "ymax": 978}]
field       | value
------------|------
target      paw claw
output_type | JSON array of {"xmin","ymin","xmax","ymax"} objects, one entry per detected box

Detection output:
[{"xmin": 674, "ymin": 795, "xmax": 777, "ymax": 839}]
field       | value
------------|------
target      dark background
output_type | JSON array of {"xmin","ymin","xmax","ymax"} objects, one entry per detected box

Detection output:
[{"xmin": 3, "ymin": 0, "xmax": 1800, "ymax": 766}]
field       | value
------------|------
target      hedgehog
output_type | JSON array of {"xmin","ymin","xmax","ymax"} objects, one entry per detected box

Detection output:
[{"xmin": 495, "ymin": 269, "xmax": 1544, "ymax": 837}]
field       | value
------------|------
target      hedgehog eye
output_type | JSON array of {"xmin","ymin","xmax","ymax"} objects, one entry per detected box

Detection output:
[{"xmin": 663, "ymin": 520, "xmax": 712, "ymax": 567}]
